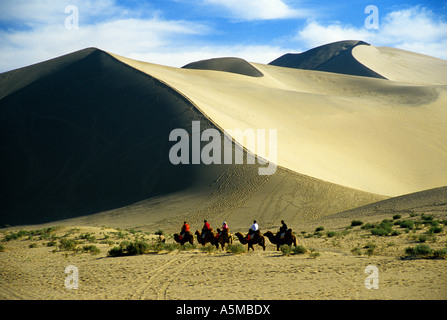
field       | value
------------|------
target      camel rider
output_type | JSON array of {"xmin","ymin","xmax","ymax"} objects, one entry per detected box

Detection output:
[
  {"xmin": 218, "ymin": 221, "xmax": 229, "ymax": 236},
  {"xmin": 279, "ymin": 220, "xmax": 288, "ymax": 239},
  {"xmin": 202, "ymin": 219, "xmax": 211, "ymax": 238},
  {"xmin": 180, "ymin": 221, "xmax": 190, "ymax": 239},
  {"xmin": 248, "ymin": 220, "xmax": 258, "ymax": 240}
]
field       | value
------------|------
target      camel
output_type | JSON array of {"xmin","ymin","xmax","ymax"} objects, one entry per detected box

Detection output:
[
  {"xmin": 264, "ymin": 230, "xmax": 297, "ymax": 251},
  {"xmin": 235, "ymin": 231, "xmax": 265, "ymax": 251},
  {"xmin": 195, "ymin": 229, "xmax": 218, "ymax": 248},
  {"xmin": 173, "ymin": 231, "xmax": 194, "ymax": 245},
  {"xmin": 216, "ymin": 228, "xmax": 233, "ymax": 250}
]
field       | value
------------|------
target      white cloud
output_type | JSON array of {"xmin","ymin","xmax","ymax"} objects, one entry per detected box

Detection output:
[
  {"xmin": 0, "ymin": 0, "xmax": 121, "ymax": 26},
  {"xmin": 129, "ymin": 44, "xmax": 291, "ymax": 68},
  {"xmin": 296, "ymin": 6, "xmax": 447, "ymax": 60},
  {"xmin": 296, "ymin": 21, "xmax": 372, "ymax": 49},
  {"xmin": 0, "ymin": 0, "xmax": 296, "ymax": 72},
  {"xmin": 381, "ymin": 7, "xmax": 447, "ymax": 42},
  {"xmin": 202, "ymin": 0, "xmax": 309, "ymax": 21},
  {"xmin": 0, "ymin": 15, "xmax": 210, "ymax": 72}
]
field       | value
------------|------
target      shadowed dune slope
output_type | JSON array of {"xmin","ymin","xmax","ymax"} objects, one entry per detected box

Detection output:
[
  {"xmin": 0, "ymin": 48, "xmax": 234, "ymax": 225},
  {"xmin": 182, "ymin": 57, "xmax": 263, "ymax": 77},
  {"xmin": 269, "ymin": 40, "xmax": 386, "ymax": 79}
]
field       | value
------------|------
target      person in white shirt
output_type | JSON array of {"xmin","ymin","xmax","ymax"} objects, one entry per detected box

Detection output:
[
  {"xmin": 250, "ymin": 220, "xmax": 258, "ymax": 232},
  {"xmin": 248, "ymin": 220, "xmax": 258, "ymax": 240}
]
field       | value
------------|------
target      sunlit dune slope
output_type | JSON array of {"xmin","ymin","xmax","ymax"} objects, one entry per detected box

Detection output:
[
  {"xmin": 352, "ymin": 44, "xmax": 447, "ymax": 85},
  {"xmin": 112, "ymin": 46, "xmax": 447, "ymax": 197}
]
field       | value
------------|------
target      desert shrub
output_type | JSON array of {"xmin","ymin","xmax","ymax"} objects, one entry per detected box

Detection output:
[
  {"xmin": 4, "ymin": 227, "xmax": 58, "ymax": 241},
  {"xmin": 29, "ymin": 243, "xmax": 38, "ymax": 248},
  {"xmin": 115, "ymin": 230, "xmax": 128, "ymax": 239},
  {"xmin": 107, "ymin": 240, "xmax": 149, "ymax": 257},
  {"xmin": 200, "ymin": 244, "xmax": 217, "ymax": 254},
  {"xmin": 280, "ymin": 245, "xmax": 293, "ymax": 256},
  {"xmin": 405, "ymin": 244, "xmax": 432, "ymax": 257},
  {"xmin": 351, "ymin": 220, "xmax": 363, "ymax": 227},
  {"xmin": 304, "ymin": 233, "xmax": 314, "ymax": 238},
  {"xmin": 78, "ymin": 233, "xmax": 96, "ymax": 243},
  {"xmin": 293, "ymin": 245, "xmax": 307, "ymax": 254},
  {"xmin": 100, "ymin": 239, "xmax": 115, "ymax": 246},
  {"xmin": 46, "ymin": 240, "xmax": 57, "ymax": 247},
  {"xmin": 418, "ymin": 235, "xmax": 428, "ymax": 243},
  {"xmin": 226, "ymin": 243, "xmax": 246, "ymax": 254},
  {"xmin": 82, "ymin": 245, "xmax": 100, "ymax": 255},
  {"xmin": 108, "ymin": 246, "xmax": 125, "ymax": 257},
  {"xmin": 371, "ymin": 227, "xmax": 390, "ymax": 236},
  {"xmin": 127, "ymin": 240, "xmax": 149, "ymax": 255},
  {"xmin": 421, "ymin": 214, "xmax": 434, "ymax": 222},
  {"xmin": 396, "ymin": 220, "xmax": 414, "ymax": 229},
  {"xmin": 364, "ymin": 242, "xmax": 377, "ymax": 256},
  {"xmin": 392, "ymin": 214, "xmax": 402, "ymax": 220},
  {"xmin": 420, "ymin": 214, "xmax": 442, "ymax": 227},
  {"xmin": 178, "ymin": 243, "xmax": 196, "ymax": 251},
  {"xmin": 361, "ymin": 223, "xmax": 375, "ymax": 230},
  {"xmin": 58, "ymin": 238, "xmax": 77, "ymax": 251},
  {"xmin": 432, "ymin": 248, "xmax": 447, "ymax": 259},
  {"xmin": 326, "ymin": 231, "xmax": 337, "ymax": 237},
  {"xmin": 162, "ymin": 243, "xmax": 180, "ymax": 253},
  {"xmin": 309, "ymin": 249, "xmax": 320, "ymax": 259},
  {"xmin": 148, "ymin": 241, "xmax": 166, "ymax": 253},
  {"xmin": 370, "ymin": 220, "xmax": 394, "ymax": 236},
  {"xmin": 155, "ymin": 230, "xmax": 164, "ymax": 236},
  {"xmin": 427, "ymin": 226, "xmax": 443, "ymax": 235},
  {"xmin": 351, "ymin": 246, "xmax": 362, "ymax": 255},
  {"xmin": 315, "ymin": 226, "xmax": 324, "ymax": 232}
]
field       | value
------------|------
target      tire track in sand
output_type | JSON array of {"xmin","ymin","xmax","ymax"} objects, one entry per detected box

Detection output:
[{"xmin": 131, "ymin": 254, "xmax": 193, "ymax": 300}]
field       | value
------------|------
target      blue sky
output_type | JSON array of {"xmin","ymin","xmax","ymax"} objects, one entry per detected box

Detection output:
[{"xmin": 0, "ymin": 0, "xmax": 446, "ymax": 72}]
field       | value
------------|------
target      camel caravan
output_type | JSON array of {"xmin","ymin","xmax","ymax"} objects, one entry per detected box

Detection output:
[{"xmin": 174, "ymin": 219, "xmax": 297, "ymax": 252}]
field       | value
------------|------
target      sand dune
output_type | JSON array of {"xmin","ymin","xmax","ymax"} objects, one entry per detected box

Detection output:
[
  {"xmin": 352, "ymin": 45, "xmax": 447, "ymax": 85},
  {"xmin": 269, "ymin": 40, "xmax": 385, "ymax": 79},
  {"xmin": 321, "ymin": 186, "xmax": 447, "ymax": 227},
  {"xmin": 0, "ymin": 48, "xmax": 232, "ymax": 225},
  {"xmin": 112, "ymin": 45, "xmax": 447, "ymax": 197},
  {"xmin": 0, "ymin": 47, "xmax": 384, "ymax": 227},
  {"xmin": 182, "ymin": 57, "xmax": 263, "ymax": 77},
  {"xmin": 268, "ymin": 40, "xmax": 447, "ymax": 86}
]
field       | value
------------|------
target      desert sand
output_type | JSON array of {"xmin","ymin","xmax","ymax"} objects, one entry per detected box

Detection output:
[
  {"xmin": 1, "ymin": 40, "xmax": 447, "ymax": 300},
  {"xmin": 1, "ymin": 202, "xmax": 446, "ymax": 300}
]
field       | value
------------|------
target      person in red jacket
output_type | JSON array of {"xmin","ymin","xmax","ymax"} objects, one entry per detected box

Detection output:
[
  {"xmin": 202, "ymin": 219, "xmax": 211, "ymax": 238},
  {"xmin": 180, "ymin": 221, "xmax": 190, "ymax": 238}
]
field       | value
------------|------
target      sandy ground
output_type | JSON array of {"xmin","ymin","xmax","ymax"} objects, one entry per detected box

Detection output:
[{"xmin": 1, "ymin": 209, "xmax": 446, "ymax": 300}]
